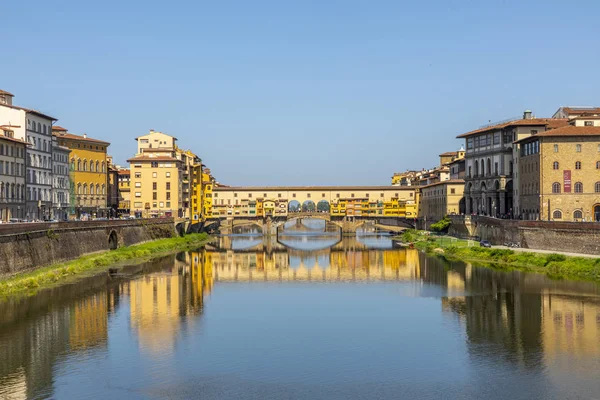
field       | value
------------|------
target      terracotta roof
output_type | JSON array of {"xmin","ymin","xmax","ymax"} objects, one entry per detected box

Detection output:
[
  {"xmin": 52, "ymin": 125, "xmax": 68, "ymax": 132},
  {"xmin": 0, "ymin": 89, "xmax": 14, "ymax": 96},
  {"xmin": 532, "ymin": 125, "xmax": 600, "ymax": 138},
  {"xmin": 561, "ymin": 107, "xmax": 600, "ymax": 115},
  {"xmin": 54, "ymin": 132, "xmax": 110, "ymax": 145},
  {"xmin": 0, "ymin": 125, "xmax": 20, "ymax": 130},
  {"xmin": 0, "ymin": 135, "xmax": 29, "ymax": 146},
  {"xmin": 127, "ymin": 155, "xmax": 181, "ymax": 162},
  {"xmin": 456, "ymin": 118, "xmax": 568, "ymax": 139},
  {"xmin": 419, "ymin": 179, "xmax": 465, "ymax": 189},
  {"xmin": 439, "ymin": 151, "xmax": 459, "ymax": 157},
  {"xmin": 0, "ymin": 102, "xmax": 57, "ymax": 121},
  {"xmin": 569, "ymin": 115, "xmax": 600, "ymax": 120}
]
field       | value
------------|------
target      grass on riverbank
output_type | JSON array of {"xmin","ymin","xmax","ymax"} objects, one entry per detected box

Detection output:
[
  {"xmin": 397, "ymin": 230, "xmax": 600, "ymax": 282},
  {"xmin": 0, "ymin": 233, "xmax": 210, "ymax": 298}
]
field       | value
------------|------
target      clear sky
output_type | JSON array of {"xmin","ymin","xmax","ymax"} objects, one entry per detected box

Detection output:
[{"xmin": 3, "ymin": 0, "xmax": 600, "ymax": 186}]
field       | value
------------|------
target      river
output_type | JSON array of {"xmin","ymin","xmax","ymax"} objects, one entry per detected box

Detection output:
[{"xmin": 1, "ymin": 221, "xmax": 600, "ymax": 399}]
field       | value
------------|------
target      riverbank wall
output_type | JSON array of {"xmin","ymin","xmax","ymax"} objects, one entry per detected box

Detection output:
[
  {"xmin": 449, "ymin": 215, "xmax": 600, "ymax": 255},
  {"xmin": 0, "ymin": 219, "xmax": 176, "ymax": 275}
]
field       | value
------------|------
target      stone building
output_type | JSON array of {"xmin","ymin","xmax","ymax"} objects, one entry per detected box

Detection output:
[
  {"xmin": 0, "ymin": 90, "xmax": 57, "ymax": 220},
  {"xmin": 514, "ymin": 121, "xmax": 600, "ymax": 221},
  {"xmin": 0, "ymin": 126, "xmax": 28, "ymax": 221},
  {"xmin": 417, "ymin": 179, "xmax": 465, "ymax": 228},
  {"xmin": 457, "ymin": 111, "xmax": 568, "ymax": 217},
  {"xmin": 52, "ymin": 126, "xmax": 110, "ymax": 219},
  {"xmin": 51, "ymin": 135, "xmax": 71, "ymax": 220}
]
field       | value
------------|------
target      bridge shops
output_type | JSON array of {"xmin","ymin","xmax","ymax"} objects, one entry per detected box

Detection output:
[{"xmin": 209, "ymin": 186, "xmax": 418, "ymax": 220}]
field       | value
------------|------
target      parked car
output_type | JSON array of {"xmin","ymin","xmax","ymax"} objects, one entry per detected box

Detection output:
[{"xmin": 479, "ymin": 240, "xmax": 492, "ymax": 248}]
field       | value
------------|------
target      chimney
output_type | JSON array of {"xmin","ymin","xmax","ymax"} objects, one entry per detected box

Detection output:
[
  {"xmin": 523, "ymin": 110, "xmax": 532, "ymax": 120},
  {"xmin": 83, "ymin": 133, "xmax": 87, "ymax": 138}
]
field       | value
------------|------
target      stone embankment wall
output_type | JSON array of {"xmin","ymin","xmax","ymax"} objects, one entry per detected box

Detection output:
[
  {"xmin": 0, "ymin": 219, "xmax": 176, "ymax": 275},
  {"xmin": 449, "ymin": 216, "xmax": 600, "ymax": 255}
]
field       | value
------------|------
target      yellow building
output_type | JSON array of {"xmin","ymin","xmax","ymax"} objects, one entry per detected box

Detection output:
[
  {"xmin": 191, "ymin": 160, "xmax": 203, "ymax": 222},
  {"xmin": 515, "ymin": 123, "xmax": 600, "ymax": 221},
  {"xmin": 418, "ymin": 179, "xmax": 465, "ymax": 228},
  {"xmin": 128, "ymin": 130, "xmax": 183, "ymax": 218},
  {"xmin": 53, "ymin": 126, "xmax": 110, "ymax": 218},
  {"xmin": 201, "ymin": 168, "xmax": 214, "ymax": 219},
  {"xmin": 117, "ymin": 167, "xmax": 130, "ymax": 214}
]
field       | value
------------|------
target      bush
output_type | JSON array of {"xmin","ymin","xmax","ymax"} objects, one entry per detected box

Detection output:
[
  {"xmin": 545, "ymin": 254, "xmax": 567, "ymax": 263},
  {"xmin": 430, "ymin": 217, "xmax": 452, "ymax": 233}
]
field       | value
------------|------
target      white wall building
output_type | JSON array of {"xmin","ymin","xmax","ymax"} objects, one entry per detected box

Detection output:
[
  {"xmin": 0, "ymin": 90, "xmax": 58, "ymax": 220},
  {"xmin": 0, "ymin": 125, "xmax": 27, "ymax": 221},
  {"xmin": 52, "ymin": 135, "xmax": 71, "ymax": 220}
]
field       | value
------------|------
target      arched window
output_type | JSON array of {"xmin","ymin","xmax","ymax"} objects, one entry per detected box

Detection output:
[
  {"xmin": 37, "ymin": 122, "xmax": 41, "ymax": 132},
  {"xmin": 83, "ymin": 184, "xmax": 88, "ymax": 195},
  {"xmin": 576, "ymin": 144, "xmax": 582, "ymax": 152},
  {"xmin": 77, "ymin": 183, "xmax": 82, "ymax": 195},
  {"xmin": 480, "ymin": 159, "xmax": 485, "ymax": 176},
  {"xmin": 77, "ymin": 159, "xmax": 81, "ymax": 171},
  {"xmin": 474, "ymin": 160, "xmax": 479, "ymax": 176},
  {"xmin": 554, "ymin": 144, "xmax": 559, "ymax": 153},
  {"xmin": 552, "ymin": 182, "xmax": 561, "ymax": 193},
  {"xmin": 596, "ymin": 161, "xmax": 600, "ymax": 169},
  {"xmin": 595, "ymin": 182, "xmax": 600, "ymax": 193},
  {"xmin": 90, "ymin": 184, "xmax": 95, "ymax": 195},
  {"xmin": 71, "ymin": 158, "xmax": 75, "ymax": 170},
  {"xmin": 96, "ymin": 184, "xmax": 100, "ymax": 196},
  {"xmin": 101, "ymin": 162, "xmax": 106, "ymax": 173},
  {"xmin": 574, "ymin": 210, "xmax": 583, "ymax": 220},
  {"xmin": 575, "ymin": 182, "xmax": 583, "ymax": 193},
  {"xmin": 83, "ymin": 160, "xmax": 88, "ymax": 172},
  {"xmin": 102, "ymin": 184, "xmax": 106, "ymax": 195},
  {"xmin": 96, "ymin": 161, "xmax": 99, "ymax": 172},
  {"xmin": 553, "ymin": 161, "xmax": 559, "ymax": 170},
  {"xmin": 487, "ymin": 158, "xmax": 491, "ymax": 176},
  {"xmin": 90, "ymin": 161, "xmax": 95, "ymax": 172},
  {"xmin": 575, "ymin": 161, "xmax": 581, "ymax": 170}
]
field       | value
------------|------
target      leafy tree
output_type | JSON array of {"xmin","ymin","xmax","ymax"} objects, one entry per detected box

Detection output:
[{"xmin": 430, "ymin": 217, "xmax": 452, "ymax": 233}]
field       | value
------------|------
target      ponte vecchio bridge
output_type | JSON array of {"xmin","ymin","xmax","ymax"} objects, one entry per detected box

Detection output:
[{"xmin": 207, "ymin": 185, "xmax": 418, "ymax": 234}]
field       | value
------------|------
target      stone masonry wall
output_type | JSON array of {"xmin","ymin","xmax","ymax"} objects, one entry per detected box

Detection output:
[{"xmin": 0, "ymin": 219, "xmax": 176, "ymax": 275}]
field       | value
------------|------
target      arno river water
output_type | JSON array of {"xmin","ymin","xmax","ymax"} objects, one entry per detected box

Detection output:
[{"xmin": 1, "ymin": 220, "xmax": 600, "ymax": 400}]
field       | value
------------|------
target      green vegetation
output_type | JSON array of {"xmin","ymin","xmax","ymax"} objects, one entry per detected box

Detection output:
[
  {"xmin": 0, "ymin": 233, "xmax": 210, "ymax": 299},
  {"xmin": 396, "ymin": 230, "xmax": 600, "ymax": 282},
  {"xmin": 429, "ymin": 216, "xmax": 452, "ymax": 233}
]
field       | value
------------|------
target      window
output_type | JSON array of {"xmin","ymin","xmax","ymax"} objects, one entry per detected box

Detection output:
[
  {"xmin": 248, "ymin": 193, "xmax": 252, "ymax": 198},
  {"xmin": 553, "ymin": 210, "xmax": 562, "ymax": 219},
  {"xmin": 153, "ymin": 192, "xmax": 157, "ymax": 200},
  {"xmin": 584, "ymin": 121, "xmax": 594, "ymax": 127},
  {"xmin": 135, "ymin": 192, "xmax": 141, "ymax": 197},
  {"xmin": 166, "ymin": 182, "xmax": 170, "ymax": 190},
  {"xmin": 576, "ymin": 161, "xmax": 581, "ymax": 169},
  {"xmin": 135, "ymin": 172, "xmax": 141, "ymax": 178},
  {"xmin": 152, "ymin": 182, "xmax": 157, "ymax": 190},
  {"xmin": 166, "ymin": 172, "xmax": 171, "ymax": 178},
  {"xmin": 278, "ymin": 193, "xmax": 281, "ymax": 198},
  {"xmin": 576, "ymin": 144, "xmax": 582, "ymax": 152},
  {"xmin": 166, "ymin": 192, "xmax": 171, "ymax": 200},
  {"xmin": 553, "ymin": 161, "xmax": 559, "ymax": 170},
  {"xmin": 336, "ymin": 193, "xmax": 340, "ymax": 198},
  {"xmin": 307, "ymin": 193, "xmax": 311, "ymax": 198},
  {"xmin": 552, "ymin": 182, "xmax": 561, "ymax": 193},
  {"xmin": 451, "ymin": 188, "xmax": 455, "ymax": 194},
  {"xmin": 166, "ymin": 202, "xmax": 170, "ymax": 208},
  {"xmin": 596, "ymin": 161, "xmax": 600, "ymax": 169},
  {"xmin": 554, "ymin": 144, "xmax": 559, "ymax": 153},
  {"xmin": 151, "ymin": 162, "xmax": 158, "ymax": 168},
  {"xmin": 152, "ymin": 172, "xmax": 157, "ymax": 178},
  {"xmin": 234, "ymin": 193, "xmax": 237, "ymax": 198},
  {"xmin": 135, "ymin": 182, "xmax": 141, "ymax": 188},
  {"xmin": 574, "ymin": 210, "xmax": 583, "ymax": 219},
  {"xmin": 134, "ymin": 202, "xmax": 143, "ymax": 208},
  {"xmin": 531, "ymin": 130, "xmax": 538, "ymax": 135},
  {"xmin": 595, "ymin": 182, "xmax": 600, "ymax": 193},
  {"xmin": 575, "ymin": 182, "xmax": 583, "ymax": 193}
]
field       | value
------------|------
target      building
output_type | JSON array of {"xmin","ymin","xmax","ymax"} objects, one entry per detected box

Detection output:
[
  {"xmin": 391, "ymin": 170, "xmax": 419, "ymax": 186},
  {"xmin": 51, "ymin": 135, "xmax": 71, "ymax": 220},
  {"xmin": 514, "ymin": 122, "xmax": 600, "ymax": 221},
  {"xmin": 128, "ymin": 130, "xmax": 183, "ymax": 218},
  {"xmin": 457, "ymin": 111, "xmax": 568, "ymax": 217},
  {"xmin": 52, "ymin": 126, "xmax": 110, "ymax": 218},
  {"xmin": 106, "ymin": 156, "xmax": 119, "ymax": 216},
  {"xmin": 552, "ymin": 106, "xmax": 600, "ymax": 119},
  {"xmin": 117, "ymin": 167, "xmax": 131, "ymax": 215},
  {"xmin": 201, "ymin": 167, "xmax": 215, "ymax": 219},
  {"xmin": 418, "ymin": 180, "xmax": 465, "ymax": 227},
  {"xmin": 0, "ymin": 89, "xmax": 57, "ymax": 220},
  {"xmin": 190, "ymin": 157, "xmax": 203, "ymax": 222},
  {"xmin": 0, "ymin": 125, "xmax": 28, "ymax": 221}
]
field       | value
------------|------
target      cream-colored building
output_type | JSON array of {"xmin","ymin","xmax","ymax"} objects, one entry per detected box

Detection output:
[
  {"xmin": 515, "ymin": 121, "xmax": 600, "ymax": 221},
  {"xmin": 418, "ymin": 179, "xmax": 465, "ymax": 227},
  {"xmin": 0, "ymin": 125, "xmax": 28, "ymax": 221},
  {"xmin": 128, "ymin": 130, "xmax": 183, "ymax": 218}
]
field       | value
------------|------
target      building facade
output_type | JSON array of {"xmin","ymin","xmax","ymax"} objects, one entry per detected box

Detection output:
[
  {"xmin": 128, "ymin": 130, "xmax": 183, "ymax": 218},
  {"xmin": 0, "ymin": 90, "xmax": 57, "ymax": 220},
  {"xmin": 418, "ymin": 180, "xmax": 465, "ymax": 226},
  {"xmin": 0, "ymin": 126, "xmax": 28, "ymax": 221},
  {"xmin": 515, "ymin": 123, "xmax": 600, "ymax": 221},
  {"xmin": 117, "ymin": 167, "xmax": 131, "ymax": 215},
  {"xmin": 53, "ymin": 126, "xmax": 110, "ymax": 219},
  {"xmin": 457, "ymin": 111, "xmax": 568, "ymax": 217},
  {"xmin": 51, "ymin": 135, "xmax": 71, "ymax": 220},
  {"xmin": 106, "ymin": 156, "xmax": 119, "ymax": 217}
]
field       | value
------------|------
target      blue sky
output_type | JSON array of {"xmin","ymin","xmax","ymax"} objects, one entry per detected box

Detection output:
[{"xmin": 3, "ymin": 0, "xmax": 600, "ymax": 185}]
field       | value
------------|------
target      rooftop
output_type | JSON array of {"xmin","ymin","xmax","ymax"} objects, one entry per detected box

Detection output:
[
  {"xmin": 54, "ymin": 131, "xmax": 110, "ymax": 145},
  {"xmin": 559, "ymin": 106, "xmax": 600, "ymax": 115},
  {"xmin": 0, "ymin": 89, "xmax": 14, "ymax": 97},
  {"xmin": 214, "ymin": 185, "xmax": 416, "ymax": 191},
  {"xmin": 456, "ymin": 118, "xmax": 569, "ymax": 139},
  {"xmin": 439, "ymin": 151, "xmax": 460, "ymax": 157},
  {"xmin": 127, "ymin": 155, "xmax": 182, "ymax": 162},
  {"xmin": 419, "ymin": 179, "xmax": 465, "ymax": 189},
  {"xmin": 519, "ymin": 125, "xmax": 600, "ymax": 140},
  {"xmin": 0, "ymin": 102, "xmax": 57, "ymax": 121}
]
